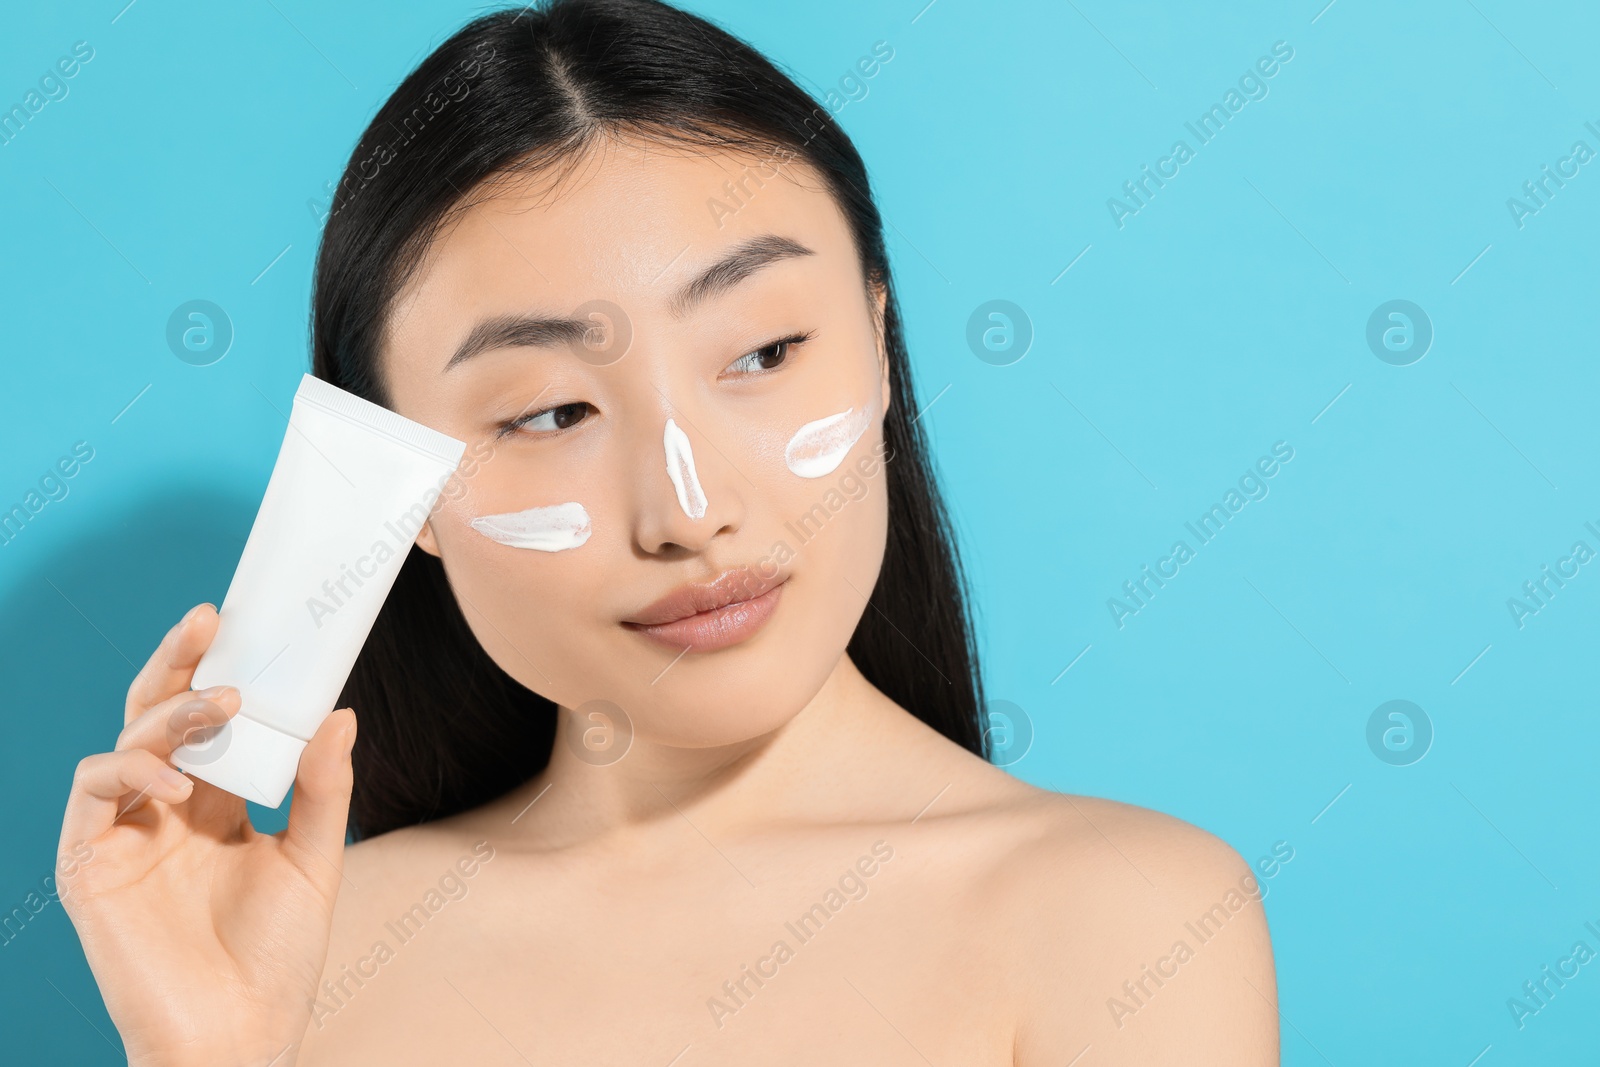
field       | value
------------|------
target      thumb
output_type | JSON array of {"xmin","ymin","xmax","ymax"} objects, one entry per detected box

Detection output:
[{"xmin": 282, "ymin": 707, "xmax": 356, "ymax": 884}]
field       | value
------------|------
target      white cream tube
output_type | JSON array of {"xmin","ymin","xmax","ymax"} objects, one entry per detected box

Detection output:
[{"xmin": 170, "ymin": 373, "xmax": 466, "ymax": 807}]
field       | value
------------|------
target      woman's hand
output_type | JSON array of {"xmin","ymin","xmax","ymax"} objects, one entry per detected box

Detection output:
[{"xmin": 57, "ymin": 602, "xmax": 357, "ymax": 1067}]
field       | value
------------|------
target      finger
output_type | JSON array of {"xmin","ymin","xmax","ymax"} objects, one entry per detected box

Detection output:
[
  {"xmin": 125, "ymin": 603, "xmax": 219, "ymax": 725},
  {"xmin": 281, "ymin": 709, "xmax": 357, "ymax": 885},
  {"xmin": 60, "ymin": 749, "xmax": 194, "ymax": 852},
  {"xmin": 116, "ymin": 685, "xmax": 240, "ymax": 759},
  {"xmin": 118, "ymin": 686, "xmax": 254, "ymax": 817}
]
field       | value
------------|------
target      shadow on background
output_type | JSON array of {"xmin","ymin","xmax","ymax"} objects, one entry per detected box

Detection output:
[{"xmin": 0, "ymin": 483, "xmax": 286, "ymax": 1065}]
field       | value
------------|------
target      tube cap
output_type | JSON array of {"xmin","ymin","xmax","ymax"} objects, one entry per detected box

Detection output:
[{"xmin": 170, "ymin": 712, "xmax": 309, "ymax": 808}]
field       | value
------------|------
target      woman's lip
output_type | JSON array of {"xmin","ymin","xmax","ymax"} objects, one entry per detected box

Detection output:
[
  {"xmin": 622, "ymin": 580, "xmax": 785, "ymax": 653},
  {"xmin": 624, "ymin": 565, "xmax": 786, "ymax": 626}
]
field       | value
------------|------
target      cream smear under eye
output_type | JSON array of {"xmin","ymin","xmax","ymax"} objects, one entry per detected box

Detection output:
[
  {"xmin": 469, "ymin": 501, "xmax": 592, "ymax": 551},
  {"xmin": 784, "ymin": 404, "xmax": 872, "ymax": 478}
]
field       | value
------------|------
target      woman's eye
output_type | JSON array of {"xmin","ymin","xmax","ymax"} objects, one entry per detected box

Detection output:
[
  {"xmin": 725, "ymin": 331, "xmax": 813, "ymax": 376},
  {"xmin": 500, "ymin": 401, "xmax": 591, "ymax": 438}
]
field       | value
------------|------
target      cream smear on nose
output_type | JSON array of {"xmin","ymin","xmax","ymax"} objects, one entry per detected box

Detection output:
[
  {"xmin": 784, "ymin": 404, "xmax": 872, "ymax": 478},
  {"xmin": 469, "ymin": 501, "xmax": 592, "ymax": 551},
  {"xmin": 663, "ymin": 417, "xmax": 708, "ymax": 520}
]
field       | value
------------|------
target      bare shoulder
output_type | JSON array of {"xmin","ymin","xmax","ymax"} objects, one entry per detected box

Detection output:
[
  {"xmin": 339, "ymin": 819, "xmax": 478, "ymax": 885},
  {"xmin": 299, "ymin": 818, "xmax": 498, "ymax": 1060},
  {"xmin": 331, "ymin": 817, "xmax": 498, "ymax": 938},
  {"xmin": 1001, "ymin": 789, "xmax": 1262, "ymax": 891},
  {"xmin": 978, "ymin": 788, "xmax": 1280, "ymax": 1066}
]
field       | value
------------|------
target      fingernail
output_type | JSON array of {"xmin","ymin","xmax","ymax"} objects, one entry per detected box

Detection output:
[
  {"xmin": 343, "ymin": 715, "xmax": 358, "ymax": 757},
  {"xmin": 183, "ymin": 603, "xmax": 217, "ymax": 628},
  {"xmin": 199, "ymin": 685, "xmax": 236, "ymax": 702},
  {"xmin": 158, "ymin": 766, "xmax": 192, "ymax": 791}
]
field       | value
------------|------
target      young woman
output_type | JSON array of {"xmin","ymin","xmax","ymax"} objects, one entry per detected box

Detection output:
[{"xmin": 57, "ymin": 1, "xmax": 1278, "ymax": 1063}]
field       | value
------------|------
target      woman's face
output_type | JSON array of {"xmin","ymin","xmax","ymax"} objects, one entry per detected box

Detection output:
[{"xmin": 381, "ymin": 137, "xmax": 892, "ymax": 749}]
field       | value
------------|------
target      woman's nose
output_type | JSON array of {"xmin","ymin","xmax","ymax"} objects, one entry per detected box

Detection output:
[{"xmin": 632, "ymin": 407, "xmax": 744, "ymax": 556}]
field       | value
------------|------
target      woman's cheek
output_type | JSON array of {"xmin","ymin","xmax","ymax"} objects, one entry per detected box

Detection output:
[{"xmin": 443, "ymin": 533, "xmax": 609, "ymax": 702}]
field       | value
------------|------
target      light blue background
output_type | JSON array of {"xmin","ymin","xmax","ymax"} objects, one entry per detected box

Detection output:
[{"xmin": 2, "ymin": 0, "xmax": 1596, "ymax": 1062}]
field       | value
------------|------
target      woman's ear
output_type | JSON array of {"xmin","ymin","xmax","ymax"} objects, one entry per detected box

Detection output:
[
  {"xmin": 416, "ymin": 518, "xmax": 442, "ymax": 558},
  {"xmin": 871, "ymin": 279, "xmax": 891, "ymax": 417}
]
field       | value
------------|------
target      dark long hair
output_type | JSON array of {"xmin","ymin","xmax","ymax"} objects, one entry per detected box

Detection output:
[{"xmin": 311, "ymin": 0, "xmax": 987, "ymax": 839}]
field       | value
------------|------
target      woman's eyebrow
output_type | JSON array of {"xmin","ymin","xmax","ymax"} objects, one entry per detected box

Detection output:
[
  {"xmin": 668, "ymin": 233, "xmax": 814, "ymax": 318},
  {"xmin": 442, "ymin": 233, "xmax": 814, "ymax": 373},
  {"xmin": 443, "ymin": 315, "xmax": 591, "ymax": 371}
]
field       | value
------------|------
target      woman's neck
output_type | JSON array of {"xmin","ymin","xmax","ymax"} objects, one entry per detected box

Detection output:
[{"xmin": 483, "ymin": 652, "xmax": 920, "ymax": 850}]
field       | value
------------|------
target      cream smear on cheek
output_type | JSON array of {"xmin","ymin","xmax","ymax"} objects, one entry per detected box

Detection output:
[
  {"xmin": 784, "ymin": 403, "xmax": 873, "ymax": 478},
  {"xmin": 469, "ymin": 501, "xmax": 592, "ymax": 551},
  {"xmin": 663, "ymin": 417, "xmax": 708, "ymax": 520}
]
